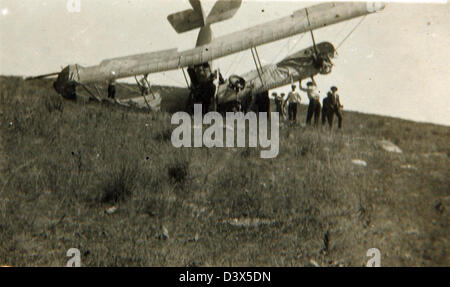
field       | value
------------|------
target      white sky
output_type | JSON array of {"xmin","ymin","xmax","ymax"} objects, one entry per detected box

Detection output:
[{"xmin": 0, "ymin": 0, "xmax": 449, "ymax": 125}]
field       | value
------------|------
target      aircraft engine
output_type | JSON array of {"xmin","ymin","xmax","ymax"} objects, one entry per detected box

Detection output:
[
  {"xmin": 315, "ymin": 53, "xmax": 333, "ymax": 75},
  {"xmin": 228, "ymin": 75, "xmax": 246, "ymax": 92},
  {"xmin": 310, "ymin": 44, "xmax": 335, "ymax": 75}
]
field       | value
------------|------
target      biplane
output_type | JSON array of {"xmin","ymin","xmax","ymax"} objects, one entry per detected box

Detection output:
[{"xmin": 27, "ymin": 0, "xmax": 385, "ymax": 113}]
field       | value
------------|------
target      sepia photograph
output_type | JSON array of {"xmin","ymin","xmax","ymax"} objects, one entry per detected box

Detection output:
[{"xmin": 0, "ymin": 0, "xmax": 448, "ymax": 269}]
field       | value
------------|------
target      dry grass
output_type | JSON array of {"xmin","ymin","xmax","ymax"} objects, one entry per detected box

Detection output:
[{"xmin": 0, "ymin": 76, "xmax": 448, "ymax": 266}]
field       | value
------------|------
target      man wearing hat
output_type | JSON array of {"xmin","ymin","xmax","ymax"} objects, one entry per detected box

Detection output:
[
  {"xmin": 322, "ymin": 92, "xmax": 331, "ymax": 126},
  {"xmin": 273, "ymin": 92, "xmax": 283, "ymax": 115},
  {"xmin": 300, "ymin": 78, "xmax": 321, "ymax": 126},
  {"xmin": 328, "ymin": 86, "xmax": 343, "ymax": 129},
  {"xmin": 280, "ymin": 93, "xmax": 287, "ymax": 119},
  {"xmin": 108, "ymin": 78, "xmax": 116, "ymax": 100},
  {"xmin": 285, "ymin": 84, "xmax": 301, "ymax": 123}
]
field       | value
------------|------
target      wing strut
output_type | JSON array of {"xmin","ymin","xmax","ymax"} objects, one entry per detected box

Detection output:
[
  {"xmin": 253, "ymin": 47, "xmax": 264, "ymax": 75},
  {"xmin": 305, "ymin": 8, "xmax": 319, "ymax": 57},
  {"xmin": 92, "ymin": 85, "xmax": 103, "ymax": 102},
  {"xmin": 134, "ymin": 75, "xmax": 152, "ymax": 111},
  {"xmin": 250, "ymin": 47, "xmax": 265, "ymax": 88},
  {"xmin": 213, "ymin": 69, "xmax": 220, "ymax": 111},
  {"xmin": 144, "ymin": 76, "xmax": 161, "ymax": 110},
  {"xmin": 305, "ymin": 8, "xmax": 319, "ymax": 61},
  {"xmin": 79, "ymin": 83, "xmax": 100, "ymax": 102},
  {"xmin": 181, "ymin": 68, "xmax": 191, "ymax": 89}
]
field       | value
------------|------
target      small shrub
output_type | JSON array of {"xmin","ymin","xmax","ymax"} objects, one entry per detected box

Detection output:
[
  {"xmin": 154, "ymin": 126, "xmax": 173, "ymax": 142},
  {"xmin": 167, "ymin": 159, "xmax": 189, "ymax": 185},
  {"xmin": 100, "ymin": 163, "xmax": 139, "ymax": 203}
]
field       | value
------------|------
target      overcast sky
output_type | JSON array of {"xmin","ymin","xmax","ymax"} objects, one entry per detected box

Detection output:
[{"xmin": 0, "ymin": 0, "xmax": 449, "ymax": 125}]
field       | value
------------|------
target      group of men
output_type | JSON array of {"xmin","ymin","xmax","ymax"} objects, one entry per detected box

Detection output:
[
  {"xmin": 104, "ymin": 74, "xmax": 342, "ymax": 129},
  {"xmin": 273, "ymin": 79, "xmax": 343, "ymax": 129}
]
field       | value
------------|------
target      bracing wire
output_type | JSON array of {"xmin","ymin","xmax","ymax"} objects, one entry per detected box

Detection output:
[
  {"xmin": 336, "ymin": 15, "xmax": 367, "ymax": 50},
  {"xmin": 272, "ymin": 32, "xmax": 306, "ymax": 64},
  {"xmin": 334, "ymin": 19, "xmax": 351, "ymax": 43},
  {"xmin": 161, "ymin": 72, "xmax": 185, "ymax": 86},
  {"xmin": 224, "ymin": 52, "xmax": 240, "ymax": 75},
  {"xmin": 225, "ymin": 50, "xmax": 247, "ymax": 76},
  {"xmin": 272, "ymin": 38, "xmax": 290, "ymax": 63},
  {"xmin": 285, "ymin": 33, "xmax": 306, "ymax": 58}
]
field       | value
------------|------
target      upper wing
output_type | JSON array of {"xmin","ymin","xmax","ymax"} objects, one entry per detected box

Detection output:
[{"xmin": 69, "ymin": 2, "xmax": 383, "ymax": 84}]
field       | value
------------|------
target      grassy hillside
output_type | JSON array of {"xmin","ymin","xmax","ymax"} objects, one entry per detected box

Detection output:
[{"xmin": 0, "ymin": 76, "xmax": 448, "ymax": 266}]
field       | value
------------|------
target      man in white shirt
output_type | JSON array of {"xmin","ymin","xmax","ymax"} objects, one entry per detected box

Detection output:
[
  {"xmin": 284, "ymin": 85, "xmax": 301, "ymax": 123},
  {"xmin": 299, "ymin": 79, "xmax": 321, "ymax": 126}
]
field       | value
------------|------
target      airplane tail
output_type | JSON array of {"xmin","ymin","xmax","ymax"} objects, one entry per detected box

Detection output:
[{"xmin": 167, "ymin": 0, "xmax": 242, "ymax": 34}]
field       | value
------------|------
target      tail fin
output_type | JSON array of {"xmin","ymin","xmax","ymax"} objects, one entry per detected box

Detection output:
[
  {"xmin": 167, "ymin": 0, "xmax": 242, "ymax": 34},
  {"xmin": 167, "ymin": 9, "xmax": 203, "ymax": 33},
  {"xmin": 205, "ymin": 0, "xmax": 242, "ymax": 25}
]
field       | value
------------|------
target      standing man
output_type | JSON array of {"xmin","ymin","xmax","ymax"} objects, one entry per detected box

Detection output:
[
  {"xmin": 280, "ymin": 93, "xmax": 287, "ymax": 119},
  {"xmin": 284, "ymin": 85, "xmax": 301, "ymax": 123},
  {"xmin": 322, "ymin": 92, "xmax": 331, "ymax": 126},
  {"xmin": 108, "ymin": 79, "xmax": 116, "ymax": 99},
  {"xmin": 300, "ymin": 78, "xmax": 321, "ymax": 126},
  {"xmin": 328, "ymin": 86, "xmax": 343, "ymax": 129},
  {"xmin": 273, "ymin": 92, "xmax": 283, "ymax": 114},
  {"xmin": 138, "ymin": 76, "xmax": 150, "ymax": 97}
]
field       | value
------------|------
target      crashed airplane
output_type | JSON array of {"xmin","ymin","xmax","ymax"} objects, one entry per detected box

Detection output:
[{"xmin": 27, "ymin": 1, "xmax": 385, "ymax": 113}]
